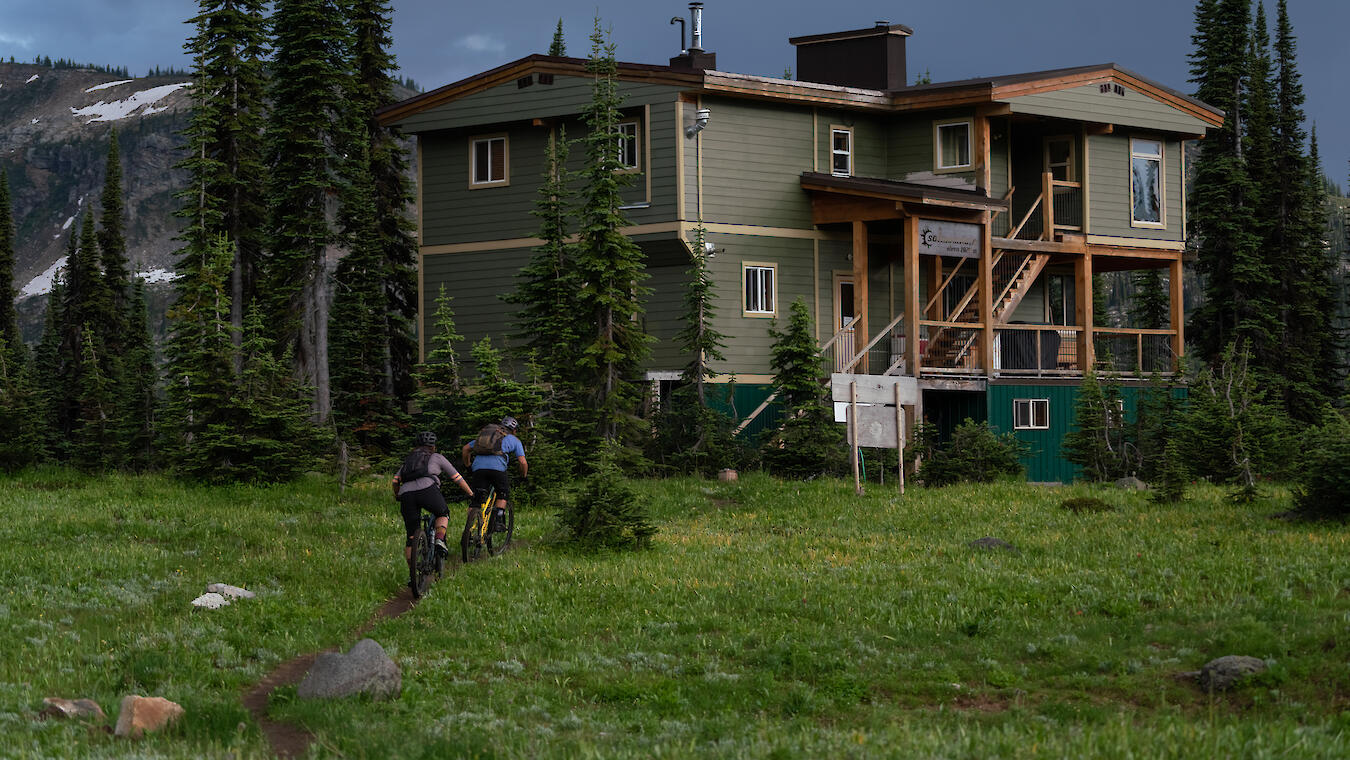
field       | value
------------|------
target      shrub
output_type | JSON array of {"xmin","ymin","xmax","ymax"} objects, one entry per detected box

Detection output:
[
  {"xmin": 917, "ymin": 418, "xmax": 1028, "ymax": 486},
  {"xmin": 1150, "ymin": 438, "xmax": 1188, "ymax": 504},
  {"xmin": 1293, "ymin": 411, "xmax": 1350, "ymax": 519},
  {"xmin": 555, "ymin": 442, "xmax": 655, "ymax": 549}
]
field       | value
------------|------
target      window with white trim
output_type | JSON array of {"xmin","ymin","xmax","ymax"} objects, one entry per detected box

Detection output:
[
  {"xmin": 471, "ymin": 135, "xmax": 507, "ymax": 186},
  {"xmin": 1013, "ymin": 398, "xmax": 1050, "ymax": 430},
  {"xmin": 618, "ymin": 121, "xmax": 640, "ymax": 170},
  {"xmin": 743, "ymin": 263, "xmax": 776, "ymax": 316},
  {"xmin": 1130, "ymin": 138, "xmax": 1163, "ymax": 226},
  {"xmin": 831, "ymin": 127, "xmax": 852, "ymax": 177},
  {"xmin": 935, "ymin": 120, "xmax": 972, "ymax": 171}
]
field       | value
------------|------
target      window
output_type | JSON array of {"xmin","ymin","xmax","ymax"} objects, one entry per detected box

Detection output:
[
  {"xmin": 1130, "ymin": 138, "xmax": 1163, "ymax": 226},
  {"xmin": 1013, "ymin": 398, "xmax": 1050, "ymax": 430},
  {"xmin": 618, "ymin": 121, "xmax": 640, "ymax": 170},
  {"xmin": 471, "ymin": 135, "xmax": 507, "ymax": 186},
  {"xmin": 743, "ymin": 263, "xmax": 776, "ymax": 316},
  {"xmin": 1045, "ymin": 136, "xmax": 1075, "ymax": 181},
  {"xmin": 935, "ymin": 120, "xmax": 972, "ymax": 171},
  {"xmin": 831, "ymin": 127, "xmax": 852, "ymax": 177}
]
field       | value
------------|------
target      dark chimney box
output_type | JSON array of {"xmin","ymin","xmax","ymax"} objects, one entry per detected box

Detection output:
[{"xmin": 789, "ymin": 22, "xmax": 912, "ymax": 91}]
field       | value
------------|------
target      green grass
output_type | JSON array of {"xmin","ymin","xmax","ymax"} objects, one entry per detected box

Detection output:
[{"xmin": 1, "ymin": 470, "xmax": 1347, "ymax": 758}]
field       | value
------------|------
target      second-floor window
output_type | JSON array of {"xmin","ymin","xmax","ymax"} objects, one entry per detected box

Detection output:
[
  {"xmin": 1045, "ymin": 136, "xmax": 1075, "ymax": 181},
  {"xmin": 1131, "ymin": 138, "xmax": 1163, "ymax": 226},
  {"xmin": 743, "ymin": 263, "xmax": 776, "ymax": 316},
  {"xmin": 618, "ymin": 121, "xmax": 640, "ymax": 170},
  {"xmin": 935, "ymin": 120, "xmax": 972, "ymax": 171},
  {"xmin": 471, "ymin": 135, "xmax": 507, "ymax": 186},
  {"xmin": 831, "ymin": 127, "xmax": 852, "ymax": 177}
]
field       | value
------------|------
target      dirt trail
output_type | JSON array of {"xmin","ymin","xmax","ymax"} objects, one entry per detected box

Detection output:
[{"xmin": 242, "ymin": 541, "xmax": 523, "ymax": 757}]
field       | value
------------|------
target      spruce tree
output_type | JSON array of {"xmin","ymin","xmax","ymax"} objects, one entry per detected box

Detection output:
[
  {"xmin": 33, "ymin": 272, "xmax": 66, "ymax": 457},
  {"xmin": 97, "ymin": 128, "xmax": 132, "ymax": 334},
  {"xmin": 1129, "ymin": 269, "xmax": 1170, "ymax": 331},
  {"xmin": 412, "ymin": 284, "xmax": 467, "ymax": 444},
  {"xmin": 0, "ymin": 335, "xmax": 45, "ymax": 471},
  {"xmin": 178, "ymin": 0, "xmax": 269, "ymax": 340},
  {"xmin": 347, "ymin": 0, "xmax": 418, "ymax": 404},
  {"xmin": 761, "ymin": 297, "xmax": 845, "ymax": 479},
  {"xmin": 549, "ymin": 19, "xmax": 566, "ymax": 56},
  {"xmin": 117, "ymin": 281, "xmax": 158, "ymax": 470},
  {"xmin": 263, "ymin": 0, "xmax": 353, "ymax": 422},
  {"xmin": 571, "ymin": 20, "xmax": 651, "ymax": 445},
  {"xmin": 71, "ymin": 327, "xmax": 117, "ymax": 470},
  {"xmin": 0, "ymin": 172, "xmax": 18, "ymax": 350},
  {"xmin": 465, "ymin": 337, "xmax": 539, "ymax": 431}
]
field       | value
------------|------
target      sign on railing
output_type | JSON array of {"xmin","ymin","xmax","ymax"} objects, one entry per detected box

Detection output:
[{"xmin": 918, "ymin": 219, "xmax": 981, "ymax": 258}]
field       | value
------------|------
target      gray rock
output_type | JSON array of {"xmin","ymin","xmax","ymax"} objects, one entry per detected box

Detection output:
[
  {"xmin": 206, "ymin": 583, "xmax": 256, "ymax": 600},
  {"xmin": 968, "ymin": 537, "xmax": 1016, "ymax": 551},
  {"xmin": 1198, "ymin": 655, "xmax": 1267, "ymax": 692},
  {"xmin": 190, "ymin": 592, "xmax": 229, "ymax": 609},
  {"xmin": 298, "ymin": 639, "xmax": 401, "ymax": 700},
  {"xmin": 39, "ymin": 697, "xmax": 106, "ymax": 722},
  {"xmin": 1116, "ymin": 476, "xmax": 1148, "ymax": 491}
]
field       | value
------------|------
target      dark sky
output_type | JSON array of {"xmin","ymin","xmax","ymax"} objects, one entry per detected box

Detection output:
[{"xmin": 4, "ymin": 1, "xmax": 1347, "ymax": 186}]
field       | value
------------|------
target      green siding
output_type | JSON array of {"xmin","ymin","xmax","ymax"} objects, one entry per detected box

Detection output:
[
  {"xmin": 1086, "ymin": 133, "xmax": 1184, "ymax": 241},
  {"xmin": 421, "ymin": 126, "xmax": 549, "ymax": 246},
  {"xmin": 698, "ymin": 97, "xmax": 815, "ymax": 228},
  {"xmin": 885, "ymin": 109, "xmax": 978, "ymax": 190},
  {"xmin": 399, "ymin": 77, "xmax": 683, "ymax": 133},
  {"xmin": 1005, "ymin": 83, "xmax": 1212, "ymax": 135},
  {"xmin": 704, "ymin": 234, "xmax": 816, "ymax": 375},
  {"xmin": 989, "ymin": 118, "xmax": 1010, "ymax": 198},
  {"xmin": 709, "ymin": 382, "xmax": 782, "ymax": 443},
  {"xmin": 1006, "ymin": 275, "xmax": 1046, "ymax": 323},
  {"xmin": 987, "ymin": 383, "xmax": 1081, "ymax": 483},
  {"xmin": 422, "ymin": 247, "xmax": 532, "ymax": 369},
  {"xmin": 644, "ymin": 261, "xmax": 691, "ymax": 371},
  {"xmin": 816, "ymin": 110, "xmax": 888, "ymax": 179}
]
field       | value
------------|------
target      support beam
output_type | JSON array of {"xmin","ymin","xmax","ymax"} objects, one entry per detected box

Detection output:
[
  {"xmin": 852, "ymin": 221, "xmax": 869, "ymax": 361},
  {"xmin": 1041, "ymin": 170, "xmax": 1055, "ymax": 240},
  {"xmin": 979, "ymin": 212, "xmax": 993, "ymax": 372},
  {"xmin": 927, "ymin": 255, "xmax": 943, "ymax": 319},
  {"xmin": 1075, "ymin": 251, "xmax": 1095, "ymax": 371},
  {"xmin": 1169, "ymin": 256, "xmax": 1185, "ymax": 367},
  {"xmin": 904, "ymin": 216, "xmax": 921, "ymax": 376}
]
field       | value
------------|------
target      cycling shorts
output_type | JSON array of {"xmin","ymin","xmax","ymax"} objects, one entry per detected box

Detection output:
[
  {"xmin": 399, "ymin": 485, "xmax": 448, "ymax": 536},
  {"xmin": 470, "ymin": 469, "xmax": 510, "ymax": 500}
]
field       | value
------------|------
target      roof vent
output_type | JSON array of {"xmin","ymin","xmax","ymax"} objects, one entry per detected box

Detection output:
[{"xmin": 669, "ymin": 2, "xmax": 717, "ymax": 70}]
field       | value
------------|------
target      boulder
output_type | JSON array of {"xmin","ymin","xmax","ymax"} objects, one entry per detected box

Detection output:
[
  {"xmin": 190, "ymin": 592, "xmax": 229, "ymax": 609},
  {"xmin": 206, "ymin": 583, "xmax": 256, "ymax": 600},
  {"xmin": 717, "ymin": 469, "xmax": 738, "ymax": 482},
  {"xmin": 1115, "ymin": 476, "xmax": 1148, "ymax": 491},
  {"xmin": 297, "ymin": 638, "xmax": 401, "ymax": 700},
  {"xmin": 1198, "ymin": 655, "xmax": 1267, "ymax": 692},
  {"xmin": 114, "ymin": 695, "xmax": 184, "ymax": 738},
  {"xmin": 968, "ymin": 537, "xmax": 1016, "ymax": 551},
  {"xmin": 39, "ymin": 697, "xmax": 106, "ymax": 722}
]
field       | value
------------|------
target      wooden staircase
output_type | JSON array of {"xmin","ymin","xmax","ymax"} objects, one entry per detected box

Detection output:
[{"xmin": 922, "ymin": 249, "xmax": 1051, "ymax": 369}]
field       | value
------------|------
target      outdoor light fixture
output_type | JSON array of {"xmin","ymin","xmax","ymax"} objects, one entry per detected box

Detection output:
[{"xmin": 686, "ymin": 107, "xmax": 711, "ymax": 137}]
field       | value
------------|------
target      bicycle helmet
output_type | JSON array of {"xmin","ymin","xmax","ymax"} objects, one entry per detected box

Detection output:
[
  {"xmin": 500, "ymin": 416, "xmax": 519, "ymax": 431},
  {"xmin": 415, "ymin": 431, "xmax": 437, "ymax": 447}
]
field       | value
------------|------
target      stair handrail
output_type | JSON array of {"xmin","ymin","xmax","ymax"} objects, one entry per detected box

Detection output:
[
  {"xmin": 923, "ymin": 256, "xmax": 970, "ymax": 318},
  {"xmin": 1007, "ymin": 192, "xmax": 1043, "ymax": 240},
  {"xmin": 731, "ymin": 315, "xmax": 859, "ymax": 436},
  {"xmin": 842, "ymin": 312, "xmax": 906, "ymax": 373}
]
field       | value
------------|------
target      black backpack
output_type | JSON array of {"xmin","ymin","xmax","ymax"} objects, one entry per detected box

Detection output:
[
  {"xmin": 471, "ymin": 424, "xmax": 506, "ymax": 457},
  {"xmin": 398, "ymin": 448, "xmax": 434, "ymax": 482}
]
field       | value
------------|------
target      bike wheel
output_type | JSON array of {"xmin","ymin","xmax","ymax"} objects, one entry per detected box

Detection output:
[
  {"xmin": 462, "ymin": 511, "xmax": 485, "ymax": 563},
  {"xmin": 487, "ymin": 503, "xmax": 514, "ymax": 555},
  {"xmin": 409, "ymin": 530, "xmax": 431, "ymax": 598}
]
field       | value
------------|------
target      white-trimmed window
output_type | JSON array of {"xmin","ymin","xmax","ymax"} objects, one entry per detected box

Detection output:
[
  {"xmin": 1013, "ymin": 398, "xmax": 1050, "ymax": 430},
  {"xmin": 831, "ymin": 127, "xmax": 852, "ymax": 177},
  {"xmin": 1130, "ymin": 137, "xmax": 1163, "ymax": 226},
  {"xmin": 618, "ymin": 120, "xmax": 640, "ymax": 170},
  {"xmin": 743, "ymin": 263, "xmax": 776, "ymax": 317},
  {"xmin": 471, "ymin": 134, "xmax": 508, "ymax": 186},
  {"xmin": 935, "ymin": 119, "xmax": 972, "ymax": 171}
]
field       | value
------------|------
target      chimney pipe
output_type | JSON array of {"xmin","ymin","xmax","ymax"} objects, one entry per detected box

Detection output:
[{"xmin": 689, "ymin": 2, "xmax": 704, "ymax": 53}]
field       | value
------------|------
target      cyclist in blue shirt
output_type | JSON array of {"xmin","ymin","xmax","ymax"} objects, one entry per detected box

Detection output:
[{"xmin": 461, "ymin": 416, "xmax": 528, "ymax": 531}]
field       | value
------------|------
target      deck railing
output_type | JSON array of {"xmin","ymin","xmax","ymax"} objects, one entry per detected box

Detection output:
[
  {"xmin": 993, "ymin": 325, "xmax": 1081, "ymax": 376},
  {"xmin": 1093, "ymin": 328, "xmax": 1176, "ymax": 375}
]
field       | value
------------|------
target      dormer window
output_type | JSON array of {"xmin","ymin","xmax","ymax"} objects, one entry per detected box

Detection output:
[
  {"xmin": 831, "ymin": 127, "xmax": 852, "ymax": 177},
  {"xmin": 935, "ymin": 119, "xmax": 972, "ymax": 171}
]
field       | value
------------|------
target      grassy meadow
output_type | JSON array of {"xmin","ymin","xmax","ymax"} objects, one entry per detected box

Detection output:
[{"xmin": 1, "ymin": 469, "xmax": 1347, "ymax": 758}]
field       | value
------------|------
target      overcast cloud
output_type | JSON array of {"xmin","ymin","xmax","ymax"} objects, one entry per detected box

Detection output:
[{"xmin": 3, "ymin": 0, "xmax": 1348, "ymax": 182}]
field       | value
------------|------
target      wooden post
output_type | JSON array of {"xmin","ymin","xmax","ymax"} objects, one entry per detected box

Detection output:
[
  {"xmin": 1169, "ymin": 257, "xmax": 1184, "ymax": 369},
  {"xmin": 895, "ymin": 384, "xmax": 905, "ymax": 495},
  {"xmin": 1042, "ymin": 171, "xmax": 1055, "ymax": 240},
  {"xmin": 850, "ymin": 381, "xmax": 862, "ymax": 496},
  {"xmin": 928, "ymin": 256, "xmax": 943, "ymax": 320},
  {"xmin": 1076, "ymin": 251, "xmax": 1095, "ymax": 371},
  {"xmin": 979, "ymin": 211, "xmax": 993, "ymax": 373},
  {"xmin": 852, "ymin": 221, "xmax": 869, "ymax": 368},
  {"xmin": 903, "ymin": 215, "xmax": 921, "ymax": 376}
]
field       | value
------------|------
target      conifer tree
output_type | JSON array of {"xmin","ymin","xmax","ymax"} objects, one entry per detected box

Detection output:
[
  {"xmin": 1063, "ymin": 369, "xmax": 1128, "ymax": 482},
  {"xmin": 466, "ymin": 337, "xmax": 539, "ymax": 431},
  {"xmin": 347, "ymin": 0, "xmax": 418, "ymax": 403},
  {"xmin": 117, "ymin": 281, "xmax": 158, "ymax": 470},
  {"xmin": 761, "ymin": 297, "xmax": 845, "ymax": 479},
  {"xmin": 572, "ymin": 20, "xmax": 652, "ymax": 445},
  {"xmin": 97, "ymin": 128, "xmax": 132, "ymax": 332},
  {"xmin": 677, "ymin": 227, "xmax": 726, "ymax": 403},
  {"xmin": 0, "ymin": 172, "xmax": 18, "ymax": 350},
  {"xmin": 413, "ymin": 285, "xmax": 467, "ymax": 444},
  {"xmin": 33, "ymin": 272, "xmax": 66, "ymax": 457},
  {"xmin": 72, "ymin": 327, "xmax": 117, "ymax": 469},
  {"xmin": 330, "ymin": 144, "xmax": 405, "ymax": 455},
  {"xmin": 177, "ymin": 0, "xmax": 269, "ymax": 340},
  {"xmin": 549, "ymin": 19, "xmax": 566, "ymax": 56},
  {"xmin": 1129, "ymin": 269, "xmax": 1170, "ymax": 331},
  {"xmin": 263, "ymin": 0, "xmax": 353, "ymax": 422},
  {"xmin": 0, "ymin": 335, "xmax": 45, "ymax": 470}
]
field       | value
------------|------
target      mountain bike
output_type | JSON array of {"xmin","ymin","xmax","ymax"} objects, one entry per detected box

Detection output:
[
  {"xmin": 460, "ymin": 484, "xmax": 513, "ymax": 563},
  {"xmin": 409, "ymin": 510, "xmax": 444, "ymax": 599}
]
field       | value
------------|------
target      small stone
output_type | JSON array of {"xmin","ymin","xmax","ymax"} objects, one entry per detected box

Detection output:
[
  {"xmin": 39, "ymin": 697, "xmax": 106, "ymax": 722},
  {"xmin": 968, "ymin": 537, "xmax": 1016, "ymax": 551},
  {"xmin": 1198, "ymin": 655, "xmax": 1267, "ymax": 692},
  {"xmin": 191, "ymin": 592, "xmax": 229, "ymax": 609},
  {"xmin": 1115, "ymin": 476, "xmax": 1148, "ymax": 491},
  {"xmin": 206, "ymin": 583, "xmax": 256, "ymax": 600},
  {"xmin": 114, "ymin": 695, "xmax": 184, "ymax": 738},
  {"xmin": 298, "ymin": 638, "xmax": 401, "ymax": 700}
]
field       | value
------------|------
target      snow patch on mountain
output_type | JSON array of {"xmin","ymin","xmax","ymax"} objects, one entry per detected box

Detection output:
[
  {"xmin": 25, "ymin": 74, "xmax": 38, "ymax": 84},
  {"xmin": 22, "ymin": 257, "xmax": 67, "ymax": 297},
  {"xmin": 86, "ymin": 80, "xmax": 135, "ymax": 93},
  {"xmin": 136, "ymin": 268, "xmax": 178, "ymax": 284},
  {"xmin": 70, "ymin": 83, "xmax": 190, "ymax": 123}
]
